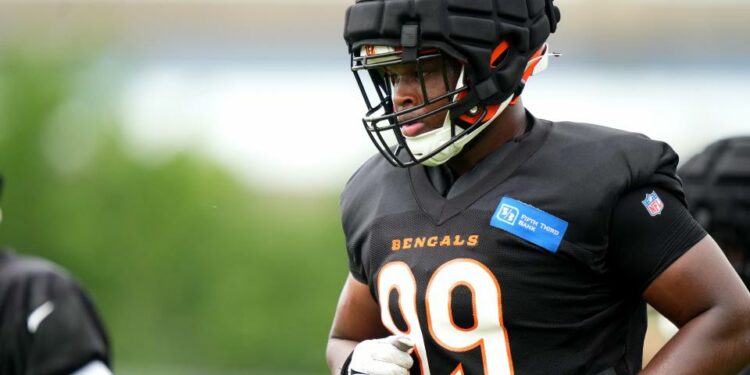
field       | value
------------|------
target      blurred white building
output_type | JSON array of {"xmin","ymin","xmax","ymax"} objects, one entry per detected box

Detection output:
[{"xmin": 1, "ymin": 0, "xmax": 748, "ymax": 192}]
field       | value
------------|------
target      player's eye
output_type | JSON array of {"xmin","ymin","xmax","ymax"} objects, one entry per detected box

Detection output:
[
  {"xmin": 388, "ymin": 73, "xmax": 400, "ymax": 85},
  {"xmin": 385, "ymin": 70, "xmax": 421, "ymax": 85}
]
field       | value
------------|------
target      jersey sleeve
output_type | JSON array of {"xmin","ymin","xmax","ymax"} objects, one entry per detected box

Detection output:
[
  {"xmin": 607, "ymin": 186, "xmax": 707, "ymax": 294},
  {"xmin": 340, "ymin": 166, "xmax": 369, "ymax": 284},
  {"xmin": 345, "ymin": 243, "xmax": 368, "ymax": 284},
  {"xmin": 25, "ymin": 271, "xmax": 111, "ymax": 375}
]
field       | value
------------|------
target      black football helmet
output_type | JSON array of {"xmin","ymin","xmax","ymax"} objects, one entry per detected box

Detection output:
[
  {"xmin": 679, "ymin": 136, "xmax": 750, "ymax": 285},
  {"xmin": 343, "ymin": 0, "xmax": 560, "ymax": 167}
]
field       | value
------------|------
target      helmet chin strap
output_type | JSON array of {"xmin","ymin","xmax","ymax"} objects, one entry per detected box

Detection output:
[
  {"xmin": 406, "ymin": 94, "xmax": 513, "ymax": 167},
  {"xmin": 405, "ymin": 44, "xmax": 551, "ymax": 167}
]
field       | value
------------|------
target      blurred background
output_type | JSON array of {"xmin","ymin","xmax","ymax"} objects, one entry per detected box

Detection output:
[{"xmin": 0, "ymin": 0, "xmax": 747, "ymax": 373}]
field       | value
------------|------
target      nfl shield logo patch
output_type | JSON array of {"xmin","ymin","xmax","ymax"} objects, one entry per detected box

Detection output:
[{"xmin": 641, "ymin": 191, "xmax": 665, "ymax": 217}]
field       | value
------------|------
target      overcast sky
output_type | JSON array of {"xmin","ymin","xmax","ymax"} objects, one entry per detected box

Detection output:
[{"xmin": 116, "ymin": 60, "xmax": 750, "ymax": 193}]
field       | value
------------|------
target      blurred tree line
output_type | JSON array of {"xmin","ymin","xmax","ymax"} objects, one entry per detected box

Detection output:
[{"xmin": 0, "ymin": 49, "xmax": 347, "ymax": 374}]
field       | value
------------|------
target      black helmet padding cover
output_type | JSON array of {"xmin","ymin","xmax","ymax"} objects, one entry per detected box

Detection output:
[
  {"xmin": 680, "ymin": 137, "xmax": 750, "ymax": 231},
  {"xmin": 344, "ymin": 0, "xmax": 560, "ymax": 108}
]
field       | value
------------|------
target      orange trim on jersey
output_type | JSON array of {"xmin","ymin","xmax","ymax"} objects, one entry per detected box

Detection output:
[
  {"xmin": 425, "ymin": 260, "xmax": 462, "ymax": 352},
  {"xmin": 473, "ymin": 260, "xmax": 515, "ymax": 375},
  {"xmin": 425, "ymin": 258, "xmax": 515, "ymax": 375},
  {"xmin": 388, "ymin": 285, "xmax": 411, "ymax": 334},
  {"xmin": 413, "ymin": 347, "xmax": 427, "ymax": 375},
  {"xmin": 377, "ymin": 263, "xmax": 414, "ymax": 337},
  {"xmin": 425, "ymin": 261, "xmax": 488, "ymax": 375},
  {"xmin": 377, "ymin": 262, "xmax": 427, "ymax": 375},
  {"xmin": 450, "ymin": 363, "xmax": 465, "ymax": 375},
  {"xmin": 447, "ymin": 281, "xmax": 479, "ymax": 332}
]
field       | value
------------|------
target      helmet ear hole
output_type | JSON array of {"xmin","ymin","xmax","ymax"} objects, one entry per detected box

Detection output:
[{"xmin": 490, "ymin": 41, "xmax": 510, "ymax": 69}]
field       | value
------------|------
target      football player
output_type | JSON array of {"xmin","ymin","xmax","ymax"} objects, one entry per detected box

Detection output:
[
  {"xmin": 679, "ymin": 137, "xmax": 750, "ymax": 375},
  {"xmin": 679, "ymin": 137, "xmax": 750, "ymax": 287},
  {"xmin": 0, "ymin": 176, "xmax": 112, "ymax": 374},
  {"xmin": 326, "ymin": 1, "xmax": 750, "ymax": 374}
]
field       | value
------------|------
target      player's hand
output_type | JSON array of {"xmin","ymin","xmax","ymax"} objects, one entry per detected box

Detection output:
[{"xmin": 348, "ymin": 335, "xmax": 414, "ymax": 375}]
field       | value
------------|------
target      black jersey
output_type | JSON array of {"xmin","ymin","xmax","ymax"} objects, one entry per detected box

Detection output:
[
  {"xmin": 0, "ymin": 249, "xmax": 110, "ymax": 375},
  {"xmin": 340, "ymin": 113, "xmax": 706, "ymax": 375}
]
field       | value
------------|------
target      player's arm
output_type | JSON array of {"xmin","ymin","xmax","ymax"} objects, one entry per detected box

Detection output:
[
  {"xmin": 609, "ymin": 186, "xmax": 750, "ymax": 373},
  {"xmin": 327, "ymin": 273, "xmax": 389, "ymax": 374},
  {"xmin": 642, "ymin": 235, "xmax": 750, "ymax": 374},
  {"xmin": 24, "ymin": 268, "xmax": 112, "ymax": 375},
  {"xmin": 326, "ymin": 273, "xmax": 412, "ymax": 375}
]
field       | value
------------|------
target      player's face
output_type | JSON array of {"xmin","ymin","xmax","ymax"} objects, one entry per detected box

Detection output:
[{"xmin": 385, "ymin": 56, "xmax": 461, "ymax": 137}]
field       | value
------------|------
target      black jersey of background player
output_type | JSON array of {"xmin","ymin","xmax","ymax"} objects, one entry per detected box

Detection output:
[
  {"xmin": 0, "ymin": 249, "xmax": 111, "ymax": 375},
  {"xmin": 340, "ymin": 112, "xmax": 706, "ymax": 375}
]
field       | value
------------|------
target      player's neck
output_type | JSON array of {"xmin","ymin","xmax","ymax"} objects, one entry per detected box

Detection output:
[{"xmin": 447, "ymin": 102, "xmax": 527, "ymax": 178}]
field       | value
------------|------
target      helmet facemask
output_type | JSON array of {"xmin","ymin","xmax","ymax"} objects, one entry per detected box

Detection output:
[{"xmin": 351, "ymin": 44, "xmax": 547, "ymax": 167}]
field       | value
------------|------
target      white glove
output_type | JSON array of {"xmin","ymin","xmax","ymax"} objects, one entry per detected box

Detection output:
[{"xmin": 348, "ymin": 335, "xmax": 415, "ymax": 375}]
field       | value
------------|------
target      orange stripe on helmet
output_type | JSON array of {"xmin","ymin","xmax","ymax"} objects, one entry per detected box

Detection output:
[
  {"xmin": 490, "ymin": 41, "xmax": 510, "ymax": 68},
  {"xmin": 522, "ymin": 46, "xmax": 546, "ymax": 83},
  {"xmin": 510, "ymin": 46, "xmax": 547, "ymax": 105}
]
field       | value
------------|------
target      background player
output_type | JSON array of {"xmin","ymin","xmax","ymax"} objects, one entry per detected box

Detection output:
[
  {"xmin": 680, "ymin": 136, "xmax": 750, "ymax": 287},
  {"xmin": 0, "ymin": 175, "xmax": 112, "ymax": 375},
  {"xmin": 680, "ymin": 137, "xmax": 750, "ymax": 375},
  {"xmin": 327, "ymin": 0, "xmax": 750, "ymax": 374}
]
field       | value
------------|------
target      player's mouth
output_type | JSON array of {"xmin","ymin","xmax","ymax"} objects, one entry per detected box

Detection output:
[{"xmin": 400, "ymin": 121, "xmax": 427, "ymax": 137}]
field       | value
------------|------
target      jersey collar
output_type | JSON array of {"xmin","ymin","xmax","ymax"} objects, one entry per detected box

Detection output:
[{"xmin": 409, "ymin": 111, "xmax": 552, "ymax": 225}]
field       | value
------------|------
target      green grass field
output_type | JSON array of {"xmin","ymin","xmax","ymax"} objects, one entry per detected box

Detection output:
[{"xmin": 0, "ymin": 50, "xmax": 347, "ymax": 373}]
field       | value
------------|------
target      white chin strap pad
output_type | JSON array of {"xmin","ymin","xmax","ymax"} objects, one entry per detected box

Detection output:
[
  {"xmin": 406, "ymin": 94, "xmax": 513, "ymax": 167},
  {"xmin": 531, "ymin": 44, "xmax": 551, "ymax": 76},
  {"xmin": 404, "ymin": 44, "xmax": 550, "ymax": 167}
]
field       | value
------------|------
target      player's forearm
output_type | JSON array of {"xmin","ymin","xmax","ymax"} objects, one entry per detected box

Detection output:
[
  {"xmin": 642, "ymin": 306, "xmax": 750, "ymax": 374},
  {"xmin": 326, "ymin": 337, "xmax": 358, "ymax": 375}
]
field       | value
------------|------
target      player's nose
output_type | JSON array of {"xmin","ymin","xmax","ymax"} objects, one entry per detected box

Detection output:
[{"xmin": 392, "ymin": 77, "xmax": 422, "ymax": 113}]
